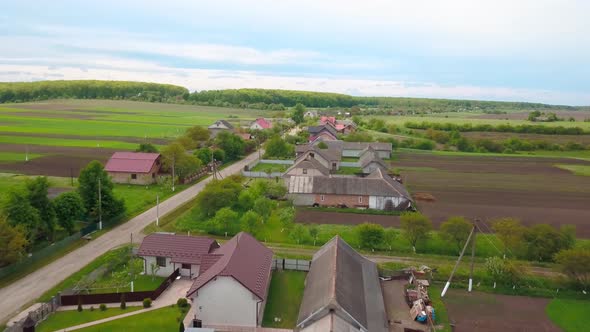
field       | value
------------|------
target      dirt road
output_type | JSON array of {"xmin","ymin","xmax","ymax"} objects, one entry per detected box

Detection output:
[{"xmin": 0, "ymin": 151, "xmax": 260, "ymax": 324}]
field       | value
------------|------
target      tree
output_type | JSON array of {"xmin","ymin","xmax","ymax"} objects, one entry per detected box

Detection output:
[
  {"xmin": 179, "ymin": 322, "xmax": 185, "ymax": 332},
  {"xmin": 289, "ymin": 224, "xmax": 309, "ymax": 244},
  {"xmin": 253, "ymin": 197, "xmax": 275, "ymax": 219},
  {"xmin": 383, "ymin": 228, "xmax": 397, "ymax": 251},
  {"xmin": 26, "ymin": 177, "xmax": 56, "ymax": 240},
  {"xmin": 355, "ymin": 223, "xmax": 385, "ymax": 250},
  {"xmin": 492, "ymin": 218, "xmax": 526, "ymax": 257},
  {"xmin": 524, "ymin": 224, "xmax": 573, "ymax": 262},
  {"xmin": 136, "ymin": 143, "xmax": 158, "ymax": 153},
  {"xmin": 400, "ymin": 212, "xmax": 432, "ymax": 252},
  {"xmin": 555, "ymin": 248, "xmax": 590, "ymax": 289},
  {"xmin": 160, "ymin": 142, "xmax": 186, "ymax": 173},
  {"xmin": 195, "ymin": 176, "xmax": 243, "ymax": 218},
  {"xmin": 485, "ymin": 257, "xmax": 520, "ymax": 285},
  {"xmin": 212, "ymin": 149, "xmax": 226, "ymax": 162},
  {"xmin": 185, "ymin": 125, "xmax": 210, "ymax": 144},
  {"xmin": 194, "ymin": 147, "xmax": 212, "ymax": 165},
  {"xmin": 291, "ymin": 103, "xmax": 305, "ymax": 124},
  {"xmin": 78, "ymin": 161, "xmax": 125, "ymax": 221},
  {"xmin": 309, "ymin": 226, "xmax": 319, "ymax": 246},
  {"xmin": 0, "ymin": 217, "xmax": 28, "ymax": 266},
  {"xmin": 175, "ymin": 155, "xmax": 202, "ymax": 181},
  {"xmin": 208, "ymin": 207, "xmax": 240, "ymax": 236},
  {"xmin": 215, "ymin": 132, "xmax": 245, "ymax": 161},
  {"xmin": 53, "ymin": 191, "xmax": 86, "ymax": 234},
  {"xmin": 237, "ymin": 190, "xmax": 256, "ymax": 212},
  {"xmin": 240, "ymin": 211, "xmax": 263, "ymax": 236},
  {"xmin": 4, "ymin": 189, "xmax": 41, "ymax": 242},
  {"xmin": 263, "ymin": 136, "xmax": 295, "ymax": 159},
  {"xmin": 278, "ymin": 207, "xmax": 295, "ymax": 230},
  {"xmin": 120, "ymin": 293, "xmax": 126, "ymax": 309},
  {"xmin": 265, "ymin": 181, "xmax": 287, "ymax": 199},
  {"xmin": 440, "ymin": 216, "xmax": 473, "ymax": 253}
]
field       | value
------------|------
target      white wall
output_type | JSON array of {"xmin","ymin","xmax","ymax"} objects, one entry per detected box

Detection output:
[
  {"xmin": 192, "ymin": 276, "xmax": 263, "ymax": 327},
  {"xmin": 369, "ymin": 196, "xmax": 405, "ymax": 210},
  {"xmin": 143, "ymin": 256, "xmax": 175, "ymax": 277}
]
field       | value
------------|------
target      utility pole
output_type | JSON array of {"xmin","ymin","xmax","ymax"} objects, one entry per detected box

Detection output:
[
  {"xmin": 98, "ymin": 178, "xmax": 102, "ymax": 230},
  {"xmin": 156, "ymin": 194, "xmax": 160, "ymax": 226},
  {"xmin": 171, "ymin": 155, "xmax": 175, "ymax": 192},
  {"xmin": 441, "ymin": 224, "xmax": 476, "ymax": 298},
  {"xmin": 468, "ymin": 219, "xmax": 479, "ymax": 292},
  {"xmin": 25, "ymin": 145, "xmax": 29, "ymax": 162}
]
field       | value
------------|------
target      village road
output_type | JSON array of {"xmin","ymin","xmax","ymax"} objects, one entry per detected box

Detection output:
[{"xmin": 0, "ymin": 151, "xmax": 261, "ymax": 324}]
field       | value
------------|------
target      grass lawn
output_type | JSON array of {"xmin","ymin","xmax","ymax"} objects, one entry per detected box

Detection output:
[
  {"xmin": 546, "ymin": 298, "xmax": 590, "ymax": 332},
  {"xmin": 0, "ymin": 152, "xmax": 43, "ymax": 162},
  {"xmin": 555, "ymin": 164, "xmax": 590, "ymax": 176},
  {"xmin": 36, "ymin": 307, "xmax": 142, "ymax": 332},
  {"xmin": 91, "ymin": 257, "xmax": 165, "ymax": 294},
  {"xmin": 76, "ymin": 306, "xmax": 188, "ymax": 332},
  {"xmin": 341, "ymin": 157, "xmax": 359, "ymax": 162},
  {"xmin": 113, "ymin": 182, "xmax": 189, "ymax": 217},
  {"xmin": 335, "ymin": 166, "xmax": 362, "ymax": 175},
  {"xmin": 429, "ymin": 285, "xmax": 452, "ymax": 332},
  {"xmin": 262, "ymin": 270, "xmax": 306, "ymax": 328},
  {"xmin": 250, "ymin": 162, "xmax": 290, "ymax": 173}
]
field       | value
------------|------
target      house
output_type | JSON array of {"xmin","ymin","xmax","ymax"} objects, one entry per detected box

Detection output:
[
  {"xmin": 304, "ymin": 110, "xmax": 318, "ymax": 118},
  {"xmin": 359, "ymin": 146, "xmax": 389, "ymax": 173},
  {"xmin": 319, "ymin": 116, "xmax": 336, "ymax": 125},
  {"xmin": 249, "ymin": 118, "xmax": 272, "ymax": 131},
  {"xmin": 283, "ymin": 153, "xmax": 330, "ymax": 178},
  {"xmin": 104, "ymin": 152, "xmax": 161, "ymax": 185},
  {"xmin": 307, "ymin": 125, "xmax": 338, "ymax": 142},
  {"xmin": 296, "ymin": 236, "xmax": 388, "ymax": 332},
  {"xmin": 336, "ymin": 119, "xmax": 357, "ymax": 134},
  {"xmin": 187, "ymin": 232, "xmax": 273, "ymax": 328},
  {"xmin": 237, "ymin": 132, "xmax": 252, "ymax": 140},
  {"xmin": 137, "ymin": 233, "xmax": 219, "ymax": 278},
  {"xmin": 287, "ymin": 168, "xmax": 412, "ymax": 210},
  {"xmin": 343, "ymin": 142, "xmax": 392, "ymax": 159},
  {"xmin": 208, "ymin": 120, "xmax": 234, "ymax": 138},
  {"xmin": 294, "ymin": 145, "xmax": 341, "ymax": 171}
]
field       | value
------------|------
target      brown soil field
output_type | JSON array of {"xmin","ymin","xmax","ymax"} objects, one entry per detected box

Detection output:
[
  {"xmin": 444, "ymin": 289, "xmax": 560, "ymax": 332},
  {"xmin": 0, "ymin": 144, "xmax": 117, "ymax": 177},
  {"xmin": 296, "ymin": 210, "xmax": 401, "ymax": 227},
  {"xmin": 473, "ymin": 110, "xmax": 590, "ymax": 121},
  {"xmin": 461, "ymin": 131, "xmax": 590, "ymax": 145}
]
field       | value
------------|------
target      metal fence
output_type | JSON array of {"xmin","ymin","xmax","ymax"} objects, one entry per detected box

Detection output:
[
  {"xmin": 272, "ymin": 258, "xmax": 311, "ymax": 272},
  {"xmin": 242, "ymin": 171, "xmax": 284, "ymax": 178},
  {"xmin": 4, "ymin": 297, "xmax": 59, "ymax": 332}
]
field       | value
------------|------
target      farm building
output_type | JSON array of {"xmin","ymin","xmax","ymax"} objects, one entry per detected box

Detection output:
[
  {"xmin": 343, "ymin": 142, "xmax": 392, "ymax": 159},
  {"xmin": 287, "ymin": 168, "xmax": 412, "ymax": 210},
  {"xmin": 304, "ymin": 110, "xmax": 318, "ymax": 118},
  {"xmin": 360, "ymin": 146, "xmax": 389, "ymax": 173},
  {"xmin": 208, "ymin": 120, "xmax": 234, "ymax": 138},
  {"xmin": 294, "ymin": 145, "xmax": 341, "ymax": 171},
  {"xmin": 187, "ymin": 232, "xmax": 273, "ymax": 328},
  {"xmin": 283, "ymin": 152, "xmax": 331, "ymax": 177},
  {"xmin": 137, "ymin": 233, "xmax": 219, "ymax": 278},
  {"xmin": 104, "ymin": 152, "xmax": 161, "ymax": 185},
  {"xmin": 296, "ymin": 236, "xmax": 388, "ymax": 332},
  {"xmin": 307, "ymin": 125, "xmax": 338, "ymax": 142},
  {"xmin": 249, "ymin": 118, "xmax": 272, "ymax": 130}
]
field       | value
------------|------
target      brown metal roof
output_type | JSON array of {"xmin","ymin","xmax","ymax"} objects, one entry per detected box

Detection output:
[
  {"xmin": 104, "ymin": 152, "xmax": 160, "ymax": 173},
  {"xmin": 186, "ymin": 232, "xmax": 273, "ymax": 300},
  {"xmin": 137, "ymin": 233, "xmax": 219, "ymax": 265},
  {"xmin": 296, "ymin": 236, "xmax": 388, "ymax": 332}
]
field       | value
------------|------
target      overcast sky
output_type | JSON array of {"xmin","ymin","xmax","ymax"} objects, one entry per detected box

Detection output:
[{"xmin": 1, "ymin": 0, "xmax": 589, "ymax": 105}]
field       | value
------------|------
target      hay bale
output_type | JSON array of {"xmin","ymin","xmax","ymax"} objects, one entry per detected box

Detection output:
[{"xmin": 413, "ymin": 192, "xmax": 436, "ymax": 202}]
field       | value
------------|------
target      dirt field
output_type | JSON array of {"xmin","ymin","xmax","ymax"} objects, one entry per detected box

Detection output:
[
  {"xmin": 473, "ymin": 110, "xmax": 590, "ymax": 121},
  {"xmin": 296, "ymin": 210, "xmax": 401, "ymax": 226},
  {"xmin": 444, "ymin": 289, "xmax": 560, "ymax": 332},
  {"xmin": 461, "ymin": 131, "xmax": 590, "ymax": 145}
]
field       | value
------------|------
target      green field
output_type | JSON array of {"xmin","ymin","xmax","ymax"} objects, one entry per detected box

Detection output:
[
  {"xmin": 262, "ymin": 270, "xmax": 306, "ymax": 328},
  {"xmin": 36, "ymin": 307, "xmax": 142, "ymax": 332},
  {"xmin": 76, "ymin": 306, "xmax": 187, "ymax": 332},
  {"xmin": 555, "ymin": 164, "xmax": 590, "ymax": 176},
  {"xmin": 546, "ymin": 298, "xmax": 590, "ymax": 332},
  {"xmin": 0, "ymin": 152, "xmax": 43, "ymax": 162}
]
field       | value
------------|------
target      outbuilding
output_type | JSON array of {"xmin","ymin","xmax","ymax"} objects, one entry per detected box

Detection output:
[{"xmin": 104, "ymin": 152, "xmax": 161, "ymax": 185}]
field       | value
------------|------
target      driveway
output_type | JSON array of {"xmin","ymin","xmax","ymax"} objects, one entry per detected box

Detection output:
[{"xmin": 0, "ymin": 151, "xmax": 261, "ymax": 324}]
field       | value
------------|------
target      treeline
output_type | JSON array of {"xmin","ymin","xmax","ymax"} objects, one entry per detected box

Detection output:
[
  {"xmin": 0, "ymin": 80, "xmax": 188, "ymax": 103},
  {"xmin": 406, "ymin": 121, "xmax": 589, "ymax": 135}
]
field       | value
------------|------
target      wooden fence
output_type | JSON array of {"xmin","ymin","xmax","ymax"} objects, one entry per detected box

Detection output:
[
  {"xmin": 272, "ymin": 258, "xmax": 311, "ymax": 272},
  {"xmin": 4, "ymin": 298, "xmax": 59, "ymax": 332},
  {"xmin": 60, "ymin": 268, "xmax": 179, "ymax": 305}
]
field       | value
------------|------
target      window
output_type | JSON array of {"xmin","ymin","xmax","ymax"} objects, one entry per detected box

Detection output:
[
  {"xmin": 131, "ymin": 174, "xmax": 137, "ymax": 180},
  {"xmin": 182, "ymin": 263, "xmax": 191, "ymax": 270},
  {"xmin": 156, "ymin": 256, "xmax": 166, "ymax": 267},
  {"xmin": 303, "ymin": 168, "xmax": 308, "ymax": 174},
  {"xmin": 320, "ymin": 195, "xmax": 325, "ymax": 202},
  {"xmin": 152, "ymin": 173, "xmax": 156, "ymax": 178},
  {"xmin": 358, "ymin": 196, "xmax": 363, "ymax": 203}
]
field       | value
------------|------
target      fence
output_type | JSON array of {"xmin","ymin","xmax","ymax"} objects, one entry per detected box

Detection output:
[
  {"xmin": 60, "ymin": 268, "xmax": 179, "ymax": 305},
  {"xmin": 242, "ymin": 171, "xmax": 284, "ymax": 178},
  {"xmin": 4, "ymin": 298, "xmax": 59, "ymax": 332},
  {"xmin": 272, "ymin": 258, "xmax": 311, "ymax": 272}
]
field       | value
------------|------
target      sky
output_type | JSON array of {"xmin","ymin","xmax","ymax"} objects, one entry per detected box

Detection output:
[{"xmin": 1, "ymin": 0, "xmax": 589, "ymax": 105}]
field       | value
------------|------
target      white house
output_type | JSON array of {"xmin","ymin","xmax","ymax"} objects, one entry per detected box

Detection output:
[
  {"xmin": 137, "ymin": 233, "xmax": 219, "ymax": 278},
  {"xmin": 186, "ymin": 232, "xmax": 273, "ymax": 328}
]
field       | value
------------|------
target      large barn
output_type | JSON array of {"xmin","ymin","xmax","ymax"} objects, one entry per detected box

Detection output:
[{"xmin": 104, "ymin": 152, "xmax": 161, "ymax": 185}]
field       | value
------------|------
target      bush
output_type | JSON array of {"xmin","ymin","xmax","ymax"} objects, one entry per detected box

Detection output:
[
  {"xmin": 143, "ymin": 298, "xmax": 152, "ymax": 308},
  {"xmin": 99, "ymin": 304, "xmax": 107, "ymax": 311},
  {"xmin": 177, "ymin": 298, "xmax": 188, "ymax": 308},
  {"xmin": 90, "ymin": 306, "xmax": 95, "ymax": 312}
]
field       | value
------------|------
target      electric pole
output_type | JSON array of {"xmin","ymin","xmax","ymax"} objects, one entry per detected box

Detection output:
[
  {"xmin": 468, "ymin": 219, "xmax": 479, "ymax": 292},
  {"xmin": 98, "ymin": 178, "xmax": 102, "ymax": 230},
  {"xmin": 156, "ymin": 194, "xmax": 160, "ymax": 226},
  {"xmin": 171, "ymin": 155, "xmax": 175, "ymax": 192},
  {"xmin": 441, "ymin": 224, "xmax": 476, "ymax": 298}
]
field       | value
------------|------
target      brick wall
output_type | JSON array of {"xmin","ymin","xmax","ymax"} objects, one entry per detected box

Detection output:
[{"xmin": 314, "ymin": 194, "xmax": 369, "ymax": 208}]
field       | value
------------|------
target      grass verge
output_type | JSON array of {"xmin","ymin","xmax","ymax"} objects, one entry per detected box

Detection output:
[
  {"xmin": 76, "ymin": 305, "xmax": 188, "ymax": 332},
  {"xmin": 262, "ymin": 270, "xmax": 306, "ymax": 328},
  {"xmin": 36, "ymin": 307, "xmax": 142, "ymax": 332},
  {"xmin": 546, "ymin": 298, "xmax": 590, "ymax": 332},
  {"xmin": 555, "ymin": 164, "xmax": 590, "ymax": 176}
]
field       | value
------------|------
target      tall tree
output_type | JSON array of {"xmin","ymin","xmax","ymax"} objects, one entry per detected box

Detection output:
[
  {"xmin": 185, "ymin": 126, "xmax": 210, "ymax": 144},
  {"xmin": 524, "ymin": 224, "xmax": 573, "ymax": 262},
  {"xmin": 555, "ymin": 248, "xmax": 590, "ymax": 289},
  {"xmin": 440, "ymin": 216, "xmax": 473, "ymax": 253},
  {"xmin": 355, "ymin": 223, "xmax": 385, "ymax": 250},
  {"xmin": 492, "ymin": 218, "xmax": 526, "ymax": 257},
  {"xmin": 78, "ymin": 161, "xmax": 125, "ymax": 222},
  {"xmin": 0, "ymin": 217, "xmax": 28, "ymax": 266},
  {"xmin": 215, "ymin": 132, "xmax": 245, "ymax": 161},
  {"xmin": 195, "ymin": 175, "xmax": 243, "ymax": 218},
  {"xmin": 291, "ymin": 103, "xmax": 305, "ymax": 124},
  {"xmin": 26, "ymin": 177, "xmax": 56, "ymax": 240},
  {"xmin": 240, "ymin": 211, "xmax": 263, "ymax": 236},
  {"xmin": 253, "ymin": 197, "xmax": 275, "ymax": 219},
  {"xmin": 136, "ymin": 143, "xmax": 158, "ymax": 153},
  {"xmin": 53, "ymin": 191, "xmax": 86, "ymax": 234},
  {"xmin": 400, "ymin": 212, "xmax": 432, "ymax": 252},
  {"xmin": 4, "ymin": 189, "xmax": 41, "ymax": 242},
  {"xmin": 263, "ymin": 136, "xmax": 295, "ymax": 159},
  {"xmin": 208, "ymin": 207, "xmax": 240, "ymax": 236},
  {"xmin": 289, "ymin": 224, "xmax": 310, "ymax": 244}
]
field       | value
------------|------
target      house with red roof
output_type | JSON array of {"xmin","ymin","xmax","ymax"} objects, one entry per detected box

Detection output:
[
  {"xmin": 104, "ymin": 152, "xmax": 161, "ymax": 185},
  {"xmin": 249, "ymin": 118, "xmax": 273, "ymax": 131},
  {"xmin": 187, "ymin": 232, "xmax": 273, "ymax": 328},
  {"xmin": 138, "ymin": 233, "xmax": 219, "ymax": 278}
]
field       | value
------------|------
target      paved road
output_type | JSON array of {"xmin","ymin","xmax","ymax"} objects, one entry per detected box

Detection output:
[{"xmin": 0, "ymin": 151, "xmax": 260, "ymax": 324}]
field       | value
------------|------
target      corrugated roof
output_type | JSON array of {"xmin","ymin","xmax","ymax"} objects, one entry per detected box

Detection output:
[
  {"xmin": 186, "ymin": 232, "xmax": 273, "ymax": 300},
  {"xmin": 296, "ymin": 236, "xmax": 388, "ymax": 332},
  {"xmin": 285, "ymin": 156, "xmax": 330, "ymax": 176},
  {"xmin": 252, "ymin": 118, "xmax": 272, "ymax": 129},
  {"xmin": 342, "ymin": 142, "xmax": 392, "ymax": 152},
  {"xmin": 208, "ymin": 119, "xmax": 234, "ymax": 130},
  {"xmin": 137, "ymin": 233, "xmax": 219, "ymax": 265},
  {"xmin": 104, "ymin": 152, "xmax": 160, "ymax": 173},
  {"xmin": 359, "ymin": 147, "xmax": 389, "ymax": 169}
]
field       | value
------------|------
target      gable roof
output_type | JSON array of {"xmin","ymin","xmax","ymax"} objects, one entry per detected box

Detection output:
[
  {"xmin": 359, "ymin": 147, "xmax": 389, "ymax": 170},
  {"xmin": 320, "ymin": 116, "xmax": 336, "ymax": 125},
  {"xmin": 295, "ymin": 145, "xmax": 341, "ymax": 162},
  {"xmin": 285, "ymin": 154, "xmax": 330, "ymax": 176},
  {"xmin": 186, "ymin": 232, "xmax": 273, "ymax": 300},
  {"xmin": 208, "ymin": 119, "xmax": 234, "ymax": 130},
  {"xmin": 296, "ymin": 236, "xmax": 388, "ymax": 332},
  {"xmin": 104, "ymin": 152, "xmax": 160, "ymax": 173},
  {"xmin": 137, "ymin": 233, "xmax": 219, "ymax": 265},
  {"xmin": 252, "ymin": 118, "xmax": 272, "ymax": 129},
  {"xmin": 342, "ymin": 142, "xmax": 392, "ymax": 152},
  {"xmin": 308, "ymin": 124, "xmax": 338, "ymax": 138}
]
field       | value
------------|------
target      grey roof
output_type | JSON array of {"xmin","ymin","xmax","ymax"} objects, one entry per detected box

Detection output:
[
  {"xmin": 285, "ymin": 155, "xmax": 330, "ymax": 176},
  {"xmin": 359, "ymin": 147, "xmax": 389, "ymax": 170},
  {"xmin": 296, "ymin": 236, "xmax": 388, "ymax": 332},
  {"xmin": 287, "ymin": 176, "xmax": 314, "ymax": 194},
  {"xmin": 208, "ymin": 119, "xmax": 234, "ymax": 130},
  {"xmin": 342, "ymin": 141, "xmax": 392, "ymax": 152},
  {"xmin": 308, "ymin": 124, "xmax": 338, "ymax": 137},
  {"xmin": 295, "ymin": 145, "xmax": 341, "ymax": 162}
]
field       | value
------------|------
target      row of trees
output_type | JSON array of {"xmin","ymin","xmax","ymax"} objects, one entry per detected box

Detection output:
[{"xmin": 406, "ymin": 121, "xmax": 588, "ymax": 135}]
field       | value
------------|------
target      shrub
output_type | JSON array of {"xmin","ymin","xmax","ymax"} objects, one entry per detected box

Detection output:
[
  {"xmin": 143, "ymin": 298, "xmax": 152, "ymax": 308},
  {"xmin": 90, "ymin": 306, "xmax": 94, "ymax": 312},
  {"xmin": 99, "ymin": 304, "xmax": 107, "ymax": 311},
  {"xmin": 177, "ymin": 298, "xmax": 188, "ymax": 308}
]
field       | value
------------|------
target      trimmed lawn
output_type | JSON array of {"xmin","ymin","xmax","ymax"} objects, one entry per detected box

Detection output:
[
  {"xmin": 335, "ymin": 166, "xmax": 362, "ymax": 175},
  {"xmin": 250, "ymin": 162, "xmax": 290, "ymax": 173},
  {"xmin": 546, "ymin": 298, "xmax": 590, "ymax": 332},
  {"xmin": 555, "ymin": 164, "xmax": 590, "ymax": 176},
  {"xmin": 76, "ymin": 306, "xmax": 188, "ymax": 332},
  {"xmin": 113, "ymin": 182, "xmax": 189, "ymax": 218},
  {"xmin": 262, "ymin": 270, "xmax": 306, "ymax": 328},
  {"xmin": 36, "ymin": 307, "xmax": 142, "ymax": 332}
]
